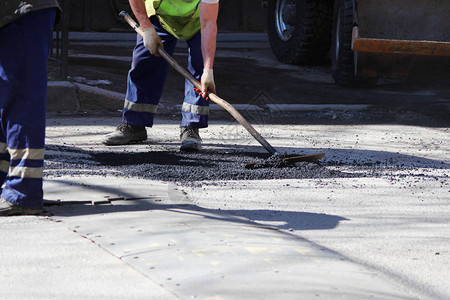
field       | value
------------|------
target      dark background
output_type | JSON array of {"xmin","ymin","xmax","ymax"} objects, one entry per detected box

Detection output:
[{"xmin": 65, "ymin": 0, "xmax": 267, "ymax": 32}]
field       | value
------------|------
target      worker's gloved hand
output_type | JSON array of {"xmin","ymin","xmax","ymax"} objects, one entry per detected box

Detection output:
[
  {"xmin": 194, "ymin": 68, "xmax": 216, "ymax": 100},
  {"xmin": 201, "ymin": 68, "xmax": 216, "ymax": 95},
  {"xmin": 142, "ymin": 26, "xmax": 163, "ymax": 56}
]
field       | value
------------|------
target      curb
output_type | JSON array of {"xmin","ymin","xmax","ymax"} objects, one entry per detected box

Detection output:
[
  {"xmin": 47, "ymin": 81, "xmax": 370, "ymax": 114},
  {"xmin": 47, "ymin": 81, "xmax": 124, "ymax": 112}
]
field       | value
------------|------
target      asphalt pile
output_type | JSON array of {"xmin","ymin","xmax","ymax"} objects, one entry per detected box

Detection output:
[{"xmin": 44, "ymin": 145, "xmax": 348, "ymax": 183}]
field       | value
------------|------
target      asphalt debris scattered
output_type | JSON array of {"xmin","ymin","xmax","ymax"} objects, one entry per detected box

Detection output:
[
  {"xmin": 44, "ymin": 144, "xmax": 447, "ymax": 189},
  {"xmin": 44, "ymin": 145, "xmax": 348, "ymax": 183}
]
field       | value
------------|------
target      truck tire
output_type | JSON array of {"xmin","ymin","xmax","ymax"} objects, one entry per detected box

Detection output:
[
  {"xmin": 267, "ymin": 0, "xmax": 333, "ymax": 65},
  {"xmin": 331, "ymin": 0, "xmax": 377, "ymax": 86}
]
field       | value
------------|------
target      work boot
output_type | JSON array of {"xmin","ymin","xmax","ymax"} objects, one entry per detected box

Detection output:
[
  {"xmin": 180, "ymin": 127, "xmax": 202, "ymax": 151},
  {"xmin": 102, "ymin": 122, "xmax": 147, "ymax": 145},
  {"xmin": 0, "ymin": 198, "xmax": 43, "ymax": 216}
]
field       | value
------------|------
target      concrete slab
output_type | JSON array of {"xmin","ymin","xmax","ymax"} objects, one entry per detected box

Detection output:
[
  {"xmin": 0, "ymin": 216, "xmax": 177, "ymax": 300},
  {"xmin": 44, "ymin": 176, "xmax": 413, "ymax": 299},
  {"xmin": 44, "ymin": 176, "xmax": 187, "ymax": 204}
]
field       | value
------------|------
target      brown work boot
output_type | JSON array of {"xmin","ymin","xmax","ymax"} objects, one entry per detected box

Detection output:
[
  {"xmin": 0, "ymin": 198, "xmax": 43, "ymax": 216},
  {"xmin": 180, "ymin": 127, "xmax": 202, "ymax": 151},
  {"xmin": 102, "ymin": 122, "xmax": 147, "ymax": 145}
]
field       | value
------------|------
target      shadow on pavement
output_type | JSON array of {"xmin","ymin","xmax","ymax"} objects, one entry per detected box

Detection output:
[{"xmin": 46, "ymin": 199, "xmax": 348, "ymax": 232}]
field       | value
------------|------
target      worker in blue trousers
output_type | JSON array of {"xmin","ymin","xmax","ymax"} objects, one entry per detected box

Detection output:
[
  {"xmin": 0, "ymin": 1, "xmax": 61, "ymax": 216},
  {"xmin": 103, "ymin": 0, "xmax": 219, "ymax": 152}
]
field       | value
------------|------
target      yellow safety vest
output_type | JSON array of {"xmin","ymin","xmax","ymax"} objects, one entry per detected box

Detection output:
[{"xmin": 145, "ymin": 0, "xmax": 201, "ymax": 40}]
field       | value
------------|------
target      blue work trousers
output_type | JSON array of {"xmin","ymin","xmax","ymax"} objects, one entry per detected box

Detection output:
[
  {"xmin": 123, "ymin": 16, "xmax": 209, "ymax": 128},
  {"xmin": 0, "ymin": 9, "xmax": 55, "ymax": 208}
]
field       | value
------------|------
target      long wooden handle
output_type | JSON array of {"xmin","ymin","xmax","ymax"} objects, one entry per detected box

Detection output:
[{"xmin": 120, "ymin": 11, "xmax": 279, "ymax": 155}]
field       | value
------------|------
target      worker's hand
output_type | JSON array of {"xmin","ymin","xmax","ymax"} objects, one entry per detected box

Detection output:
[
  {"xmin": 201, "ymin": 68, "xmax": 216, "ymax": 95},
  {"xmin": 142, "ymin": 26, "xmax": 163, "ymax": 56},
  {"xmin": 194, "ymin": 68, "xmax": 216, "ymax": 100}
]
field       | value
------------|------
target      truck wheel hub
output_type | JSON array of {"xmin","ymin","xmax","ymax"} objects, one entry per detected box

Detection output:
[{"xmin": 275, "ymin": 0, "xmax": 296, "ymax": 41}]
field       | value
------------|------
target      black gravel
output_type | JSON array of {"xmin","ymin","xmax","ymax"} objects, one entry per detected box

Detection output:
[{"xmin": 44, "ymin": 144, "xmax": 349, "ymax": 183}]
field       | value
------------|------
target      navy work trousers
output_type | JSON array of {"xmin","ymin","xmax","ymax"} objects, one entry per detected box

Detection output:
[
  {"xmin": 0, "ymin": 8, "xmax": 56, "ymax": 208},
  {"xmin": 123, "ymin": 16, "xmax": 209, "ymax": 128}
]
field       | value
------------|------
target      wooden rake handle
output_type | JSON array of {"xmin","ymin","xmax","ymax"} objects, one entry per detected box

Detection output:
[{"xmin": 120, "ymin": 11, "xmax": 279, "ymax": 155}]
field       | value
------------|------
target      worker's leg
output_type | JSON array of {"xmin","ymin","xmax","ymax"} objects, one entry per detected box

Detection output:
[
  {"xmin": 181, "ymin": 31, "xmax": 209, "ymax": 128},
  {"xmin": 0, "ymin": 8, "xmax": 55, "ymax": 209},
  {"xmin": 123, "ymin": 16, "xmax": 178, "ymax": 127},
  {"xmin": 0, "ymin": 137, "xmax": 9, "ymax": 189}
]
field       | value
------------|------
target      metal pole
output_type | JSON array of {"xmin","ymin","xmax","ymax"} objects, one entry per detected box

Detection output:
[{"xmin": 60, "ymin": 0, "xmax": 69, "ymax": 78}]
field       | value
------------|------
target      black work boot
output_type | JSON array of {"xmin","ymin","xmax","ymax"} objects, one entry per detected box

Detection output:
[
  {"xmin": 0, "ymin": 198, "xmax": 43, "ymax": 216},
  {"xmin": 102, "ymin": 122, "xmax": 147, "ymax": 145},
  {"xmin": 180, "ymin": 127, "xmax": 202, "ymax": 151}
]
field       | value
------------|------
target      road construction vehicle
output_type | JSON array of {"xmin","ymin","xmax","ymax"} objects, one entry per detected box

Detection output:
[{"xmin": 267, "ymin": 0, "xmax": 450, "ymax": 86}]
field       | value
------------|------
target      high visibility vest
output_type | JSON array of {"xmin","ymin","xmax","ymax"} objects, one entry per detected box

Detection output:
[{"xmin": 145, "ymin": 0, "xmax": 201, "ymax": 40}]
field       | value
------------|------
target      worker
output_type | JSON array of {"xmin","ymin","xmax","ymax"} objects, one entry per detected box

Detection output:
[
  {"xmin": 0, "ymin": 1, "xmax": 61, "ymax": 216},
  {"xmin": 103, "ymin": 0, "xmax": 219, "ymax": 151}
]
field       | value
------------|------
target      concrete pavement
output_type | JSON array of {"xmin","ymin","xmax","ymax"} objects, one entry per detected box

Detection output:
[
  {"xmin": 2, "ymin": 174, "xmax": 414, "ymax": 300},
  {"xmin": 3, "ymin": 113, "xmax": 449, "ymax": 299},
  {"xmin": 0, "ymin": 215, "xmax": 175, "ymax": 300}
]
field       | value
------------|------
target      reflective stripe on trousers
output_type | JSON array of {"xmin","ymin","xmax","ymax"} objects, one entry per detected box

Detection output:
[
  {"xmin": 0, "ymin": 144, "xmax": 44, "ymax": 178},
  {"xmin": 123, "ymin": 16, "xmax": 209, "ymax": 128},
  {"xmin": 0, "ymin": 9, "xmax": 55, "ymax": 208}
]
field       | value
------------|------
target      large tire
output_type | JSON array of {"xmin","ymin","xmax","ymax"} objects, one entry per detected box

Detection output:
[
  {"xmin": 267, "ymin": 0, "xmax": 333, "ymax": 65},
  {"xmin": 331, "ymin": 0, "xmax": 377, "ymax": 86}
]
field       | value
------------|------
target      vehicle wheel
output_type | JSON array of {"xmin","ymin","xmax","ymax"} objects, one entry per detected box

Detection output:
[
  {"xmin": 331, "ymin": 0, "xmax": 377, "ymax": 86},
  {"xmin": 267, "ymin": 0, "xmax": 333, "ymax": 65}
]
